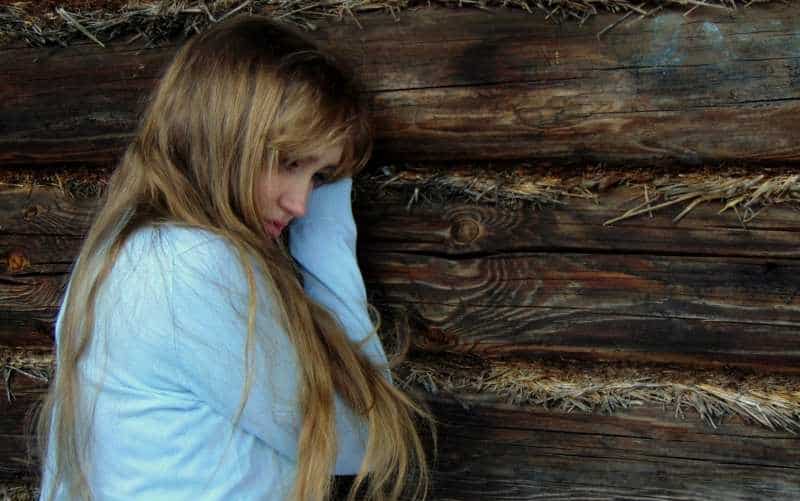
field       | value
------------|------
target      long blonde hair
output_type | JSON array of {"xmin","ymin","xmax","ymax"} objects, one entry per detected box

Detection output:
[{"xmin": 35, "ymin": 15, "xmax": 435, "ymax": 501}]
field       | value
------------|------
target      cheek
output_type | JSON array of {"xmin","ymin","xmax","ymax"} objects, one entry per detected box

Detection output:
[{"xmin": 254, "ymin": 176, "xmax": 274, "ymax": 211}]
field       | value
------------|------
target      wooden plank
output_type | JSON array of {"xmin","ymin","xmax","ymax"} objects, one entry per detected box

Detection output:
[
  {"xmin": 3, "ymin": 184, "xmax": 800, "ymax": 369},
  {"xmin": 0, "ymin": 187, "xmax": 96, "ymax": 236},
  {"xmin": 421, "ymin": 393, "xmax": 800, "ymax": 500},
  {"xmin": 2, "ymin": 376, "xmax": 798, "ymax": 498},
  {"xmin": 4, "ymin": 183, "xmax": 800, "ymax": 260},
  {"xmin": 2, "ymin": 6, "xmax": 800, "ymax": 165},
  {"xmin": 0, "ymin": 273, "xmax": 64, "ymax": 347},
  {"xmin": 356, "ymin": 185, "xmax": 800, "ymax": 258},
  {"xmin": 364, "ymin": 252, "xmax": 800, "ymax": 371}
]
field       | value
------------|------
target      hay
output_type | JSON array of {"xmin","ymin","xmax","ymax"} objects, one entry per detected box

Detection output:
[
  {"xmin": 605, "ymin": 173, "xmax": 800, "ymax": 225},
  {"xmin": 8, "ymin": 341, "xmax": 799, "ymax": 434},
  {"xmin": 0, "ymin": 165, "xmax": 111, "ymax": 199},
  {"xmin": 4, "ymin": 163, "xmax": 797, "ymax": 224},
  {"xmin": 360, "ymin": 164, "xmax": 602, "ymax": 210},
  {"xmin": 0, "ymin": 0, "xmax": 779, "ymax": 47},
  {"xmin": 1, "ymin": 347, "xmax": 52, "ymax": 402},
  {"xmin": 0, "ymin": 484, "xmax": 37, "ymax": 501},
  {"xmin": 398, "ymin": 351, "xmax": 800, "ymax": 433},
  {"xmin": 358, "ymin": 164, "xmax": 800, "ymax": 226}
]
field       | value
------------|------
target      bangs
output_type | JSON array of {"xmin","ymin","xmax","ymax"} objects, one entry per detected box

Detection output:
[
  {"xmin": 330, "ymin": 114, "xmax": 372, "ymax": 179},
  {"xmin": 265, "ymin": 50, "xmax": 373, "ymax": 179},
  {"xmin": 272, "ymin": 97, "xmax": 372, "ymax": 180}
]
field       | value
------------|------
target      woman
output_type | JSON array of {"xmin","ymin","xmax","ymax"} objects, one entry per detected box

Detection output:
[{"xmin": 35, "ymin": 15, "xmax": 434, "ymax": 501}]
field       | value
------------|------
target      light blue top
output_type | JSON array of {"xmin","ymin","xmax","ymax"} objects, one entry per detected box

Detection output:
[{"xmin": 39, "ymin": 178, "xmax": 392, "ymax": 500}]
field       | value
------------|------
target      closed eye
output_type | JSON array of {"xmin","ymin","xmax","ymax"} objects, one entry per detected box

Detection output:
[{"xmin": 313, "ymin": 170, "xmax": 333, "ymax": 187}]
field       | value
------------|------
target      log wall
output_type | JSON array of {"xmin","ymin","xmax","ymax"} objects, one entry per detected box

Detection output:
[
  {"xmin": 2, "ymin": 5, "xmax": 800, "ymax": 166},
  {"xmin": 2, "ymin": 4, "xmax": 800, "ymax": 499}
]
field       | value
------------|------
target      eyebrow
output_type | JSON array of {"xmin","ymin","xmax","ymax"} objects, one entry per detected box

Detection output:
[{"xmin": 305, "ymin": 155, "xmax": 338, "ymax": 171}]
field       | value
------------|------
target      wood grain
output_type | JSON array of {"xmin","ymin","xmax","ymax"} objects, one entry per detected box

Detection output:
[
  {"xmin": 356, "ymin": 186, "xmax": 800, "ymax": 258},
  {"xmin": 4, "ymin": 184, "xmax": 800, "ymax": 259},
  {"xmin": 3, "ymin": 185, "xmax": 800, "ymax": 370},
  {"xmin": 421, "ymin": 393, "xmax": 800, "ymax": 500},
  {"xmin": 3, "ymin": 376, "xmax": 798, "ymax": 498},
  {"xmin": 2, "ymin": 6, "xmax": 799, "ymax": 166},
  {"xmin": 363, "ymin": 251, "xmax": 800, "ymax": 371}
]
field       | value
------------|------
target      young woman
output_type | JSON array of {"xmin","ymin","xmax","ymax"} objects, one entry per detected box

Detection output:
[{"xmin": 35, "ymin": 15, "xmax": 434, "ymax": 501}]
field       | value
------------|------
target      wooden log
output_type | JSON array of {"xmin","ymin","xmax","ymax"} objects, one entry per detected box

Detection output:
[
  {"xmin": 0, "ymin": 186, "xmax": 96, "ymax": 236},
  {"xmin": 364, "ymin": 252, "xmax": 800, "ymax": 371},
  {"xmin": 356, "ymin": 185, "xmax": 800, "ymax": 258},
  {"xmin": 2, "ymin": 6, "xmax": 800, "ymax": 166},
  {"xmin": 4, "ymin": 253, "xmax": 800, "ymax": 371},
  {"xmin": 3, "ymin": 375, "xmax": 799, "ymax": 499},
  {"xmin": 3, "ymin": 184, "xmax": 800, "ymax": 370},
  {"xmin": 0, "ymin": 273, "xmax": 64, "ymax": 347},
  {"xmin": 0, "ymin": 376, "xmax": 42, "ymax": 484},
  {"xmin": 4, "ymin": 181, "xmax": 800, "ymax": 260},
  {"xmin": 422, "ymin": 393, "xmax": 800, "ymax": 500}
]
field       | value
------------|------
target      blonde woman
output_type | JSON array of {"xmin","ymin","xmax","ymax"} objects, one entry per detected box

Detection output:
[{"xmin": 35, "ymin": 15, "xmax": 433, "ymax": 501}]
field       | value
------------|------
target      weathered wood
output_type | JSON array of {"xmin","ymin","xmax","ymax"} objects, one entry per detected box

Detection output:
[
  {"xmin": 0, "ymin": 187, "xmax": 96, "ymax": 236},
  {"xmin": 3, "ymin": 376, "xmax": 799, "ymax": 498},
  {"xmin": 363, "ymin": 252, "xmax": 800, "ymax": 371},
  {"xmin": 421, "ymin": 393, "xmax": 800, "ymax": 500},
  {"xmin": 0, "ymin": 235, "xmax": 80, "ymax": 275},
  {"xmin": 0, "ymin": 376, "xmax": 43, "ymax": 484},
  {"xmin": 2, "ymin": 6, "xmax": 800, "ymax": 166},
  {"xmin": 4, "ymin": 183, "xmax": 800, "ymax": 260},
  {"xmin": 356, "ymin": 186, "xmax": 800, "ymax": 258},
  {"xmin": 4, "ymin": 253, "xmax": 800, "ymax": 371},
  {"xmin": 3, "ymin": 184, "xmax": 800, "ymax": 370},
  {"xmin": 0, "ymin": 274, "xmax": 64, "ymax": 347}
]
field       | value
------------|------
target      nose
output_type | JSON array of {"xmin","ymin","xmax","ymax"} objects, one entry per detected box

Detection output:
[{"xmin": 279, "ymin": 180, "xmax": 311, "ymax": 219}]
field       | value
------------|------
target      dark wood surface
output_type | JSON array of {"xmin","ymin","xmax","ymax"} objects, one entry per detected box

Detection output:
[
  {"xmin": 422, "ymin": 393, "xmax": 800, "ymax": 500},
  {"xmin": 364, "ymin": 251, "xmax": 800, "ymax": 372},
  {"xmin": 356, "ymin": 186, "xmax": 800, "ymax": 258},
  {"xmin": 3, "ymin": 5, "xmax": 800, "ymax": 166},
  {"xmin": 4, "ymin": 182, "xmax": 799, "ymax": 370},
  {"xmin": 3, "ymin": 376, "xmax": 799, "ymax": 499}
]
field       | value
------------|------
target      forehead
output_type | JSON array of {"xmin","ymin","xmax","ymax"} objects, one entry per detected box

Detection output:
[{"xmin": 300, "ymin": 143, "xmax": 344, "ymax": 165}]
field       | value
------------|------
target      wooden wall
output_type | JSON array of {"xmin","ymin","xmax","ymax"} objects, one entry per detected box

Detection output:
[{"xmin": 2, "ymin": 4, "xmax": 800, "ymax": 499}]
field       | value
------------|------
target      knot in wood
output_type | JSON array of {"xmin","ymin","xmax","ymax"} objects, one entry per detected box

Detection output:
[
  {"xmin": 23, "ymin": 205, "xmax": 44, "ymax": 221},
  {"xmin": 5, "ymin": 250, "xmax": 30, "ymax": 273},
  {"xmin": 451, "ymin": 217, "xmax": 481, "ymax": 245}
]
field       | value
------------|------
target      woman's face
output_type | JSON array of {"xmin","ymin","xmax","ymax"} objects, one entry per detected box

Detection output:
[{"xmin": 257, "ymin": 142, "xmax": 344, "ymax": 238}]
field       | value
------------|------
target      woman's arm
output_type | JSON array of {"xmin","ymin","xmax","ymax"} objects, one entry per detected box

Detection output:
[
  {"xmin": 288, "ymin": 178, "xmax": 392, "ymax": 382},
  {"xmin": 169, "ymin": 220, "xmax": 382, "ymax": 475},
  {"xmin": 288, "ymin": 178, "xmax": 393, "ymax": 474},
  {"xmin": 169, "ymin": 235, "xmax": 306, "ymax": 462}
]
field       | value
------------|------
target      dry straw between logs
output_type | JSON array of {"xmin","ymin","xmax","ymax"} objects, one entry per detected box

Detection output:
[
  {"xmin": 0, "ymin": 0, "xmax": 780, "ymax": 47},
  {"xmin": 360, "ymin": 166, "xmax": 800, "ymax": 226},
  {"xmin": 398, "ymin": 351, "xmax": 800, "ymax": 434}
]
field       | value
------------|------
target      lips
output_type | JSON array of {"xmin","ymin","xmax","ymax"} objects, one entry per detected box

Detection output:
[{"xmin": 264, "ymin": 220, "xmax": 287, "ymax": 238}]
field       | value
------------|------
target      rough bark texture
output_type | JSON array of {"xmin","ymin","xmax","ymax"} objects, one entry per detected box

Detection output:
[{"xmin": 2, "ymin": 5, "xmax": 800, "ymax": 166}]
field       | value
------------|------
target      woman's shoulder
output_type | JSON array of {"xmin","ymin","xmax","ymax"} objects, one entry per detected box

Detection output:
[
  {"xmin": 121, "ymin": 224, "xmax": 244, "ymax": 269},
  {"xmin": 127, "ymin": 224, "xmax": 268, "ymax": 293},
  {"xmin": 109, "ymin": 224, "xmax": 248, "ymax": 292},
  {"xmin": 125, "ymin": 224, "xmax": 227, "ymax": 255}
]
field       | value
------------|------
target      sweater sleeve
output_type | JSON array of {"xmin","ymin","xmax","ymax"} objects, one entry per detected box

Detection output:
[
  {"xmin": 168, "ymin": 233, "xmax": 374, "ymax": 475},
  {"xmin": 289, "ymin": 178, "xmax": 392, "ymax": 383},
  {"xmin": 289, "ymin": 179, "xmax": 394, "ymax": 475},
  {"xmin": 168, "ymin": 237, "xmax": 303, "ymax": 463}
]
